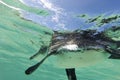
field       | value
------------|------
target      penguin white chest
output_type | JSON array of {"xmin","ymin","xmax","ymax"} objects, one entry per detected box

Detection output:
[{"xmin": 58, "ymin": 44, "xmax": 78, "ymax": 51}]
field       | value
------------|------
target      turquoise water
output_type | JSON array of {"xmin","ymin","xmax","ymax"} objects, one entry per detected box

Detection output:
[{"xmin": 0, "ymin": 0, "xmax": 120, "ymax": 80}]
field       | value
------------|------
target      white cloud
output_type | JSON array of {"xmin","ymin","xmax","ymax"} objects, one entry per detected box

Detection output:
[
  {"xmin": 19, "ymin": 0, "xmax": 26, "ymax": 5},
  {"xmin": 40, "ymin": 0, "xmax": 62, "ymax": 14},
  {"xmin": 52, "ymin": 14, "xmax": 59, "ymax": 22},
  {"xmin": 40, "ymin": 0, "xmax": 66, "ymax": 30},
  {"xmin": 40, "ymin": 0, "xmax": 62, "ymax": 22}
]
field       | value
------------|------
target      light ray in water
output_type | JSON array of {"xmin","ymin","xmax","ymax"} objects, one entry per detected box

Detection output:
[{"xmin": 0, "ymin": 0, "xmax": 21, "ymax": 11}]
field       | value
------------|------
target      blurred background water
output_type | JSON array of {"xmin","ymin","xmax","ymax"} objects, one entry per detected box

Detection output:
[{"xmin": 0, "ymin": 0, "xmax": 120, "ymax": 80}]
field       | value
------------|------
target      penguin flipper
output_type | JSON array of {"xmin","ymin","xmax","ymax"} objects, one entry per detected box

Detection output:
[
  {"xmin": 109, "ymin": 55, "xmax": 120, "ymax": 59},
  {"xmin": 105, "ymin": 46, "xmax": 120, "ymax": 59},
  {"xmin": 25, "ymin": 53, "xmax": 52, "ymax": 75},
  {"xmin": 30, "ymin": 46, "xmax": 48, "ymax": 60}
]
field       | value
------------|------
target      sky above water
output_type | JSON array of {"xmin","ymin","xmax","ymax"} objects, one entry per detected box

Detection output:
[{"xmin": 19, "ymin": 0, "xmax": 120, "ymax": 31}]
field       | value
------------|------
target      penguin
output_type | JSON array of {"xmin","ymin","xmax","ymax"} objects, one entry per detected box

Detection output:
[{"xmin": 25, "ymin": 29, "xmax": 120, "ymax": 80}]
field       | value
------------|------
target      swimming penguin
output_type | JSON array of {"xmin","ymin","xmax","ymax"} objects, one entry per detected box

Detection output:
[{"xmin": 25, "ymin": 28, "xmax": 120, "ymax": 80}]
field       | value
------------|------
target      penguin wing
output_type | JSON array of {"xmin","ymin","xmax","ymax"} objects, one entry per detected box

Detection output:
[
  {"xmin": 30, "ymin": 46, "xmax": 48, "ymax": 60},
  {"xmin": 109, "ymin": 55, "xmax": 120, "ymax": 59},
  {"xmin": 108, "ymin": 48, "xmax": 120, "ymax": 59},
  {"xmin": 105, "ymin": 46, "xmax": 120, "ymax": 59}
]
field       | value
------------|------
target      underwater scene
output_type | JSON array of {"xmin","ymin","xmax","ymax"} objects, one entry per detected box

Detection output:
[{"xmin": 0, "ymin": 0, "xmax": 120, "ymax": 80}]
